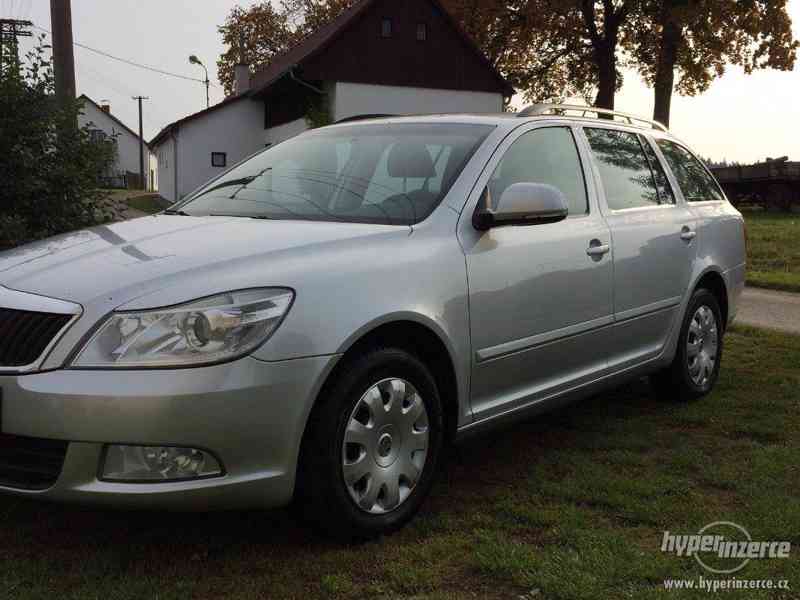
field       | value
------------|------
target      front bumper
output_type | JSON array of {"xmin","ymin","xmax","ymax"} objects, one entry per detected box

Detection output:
[{"xmin": 0, "ymin": 354, "xmax": 338, "ymax": 510}]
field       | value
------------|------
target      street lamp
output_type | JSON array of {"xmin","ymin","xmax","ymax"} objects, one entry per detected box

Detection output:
[{"xmin": 189, "ymin": 54, "xmax": 210, "ymax": 109}]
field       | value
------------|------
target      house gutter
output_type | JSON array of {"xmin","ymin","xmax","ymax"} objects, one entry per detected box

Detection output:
[{"xmin": 289, "ymin": 67, "xmax": 325, "ymax": 95}]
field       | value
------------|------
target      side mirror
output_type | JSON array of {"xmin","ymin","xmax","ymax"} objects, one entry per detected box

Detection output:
[{"xmin": 473, "ymin": 182, "xmax": 569, "ymax": 230}]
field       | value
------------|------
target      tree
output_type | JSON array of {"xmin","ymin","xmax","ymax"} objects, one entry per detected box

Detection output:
[
  {"xmin": 217, "ymin": 0, "xmax": 359, "ymax": 96},
  {"xmin": 217, "ymin": 2, "xmax": 298, "ymax": 96},
  {"xmin": 0, "ymin": 39, "xmax": 115, "ymax": 249},
  {"xmin": 443, "ymin": 1, "xmax": 644, "ymax": 109},
  {"xmin": 442, "ymin": 0, "xmax": 598, "ymax": 105},
  {"xmin": 216, "ymin": 0, "xmax": 617, "ymax": 106},
  {"xmin": 628, "ymin": 0, "xmax": 798, "ymax": 126},
  {"xmin": 578, "ymin": 0, "xmax": 637, "ymax": 109}
]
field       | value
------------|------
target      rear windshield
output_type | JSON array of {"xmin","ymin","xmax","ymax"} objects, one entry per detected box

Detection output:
[{"xmin": 178, "ymin": 123, "xmax": 494, "ymax": 225}]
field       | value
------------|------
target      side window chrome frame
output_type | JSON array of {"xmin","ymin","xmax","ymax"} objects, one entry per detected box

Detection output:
[
  {"xmin": 644, "ymin": 133, "xmax": 688, "ymax": 206},
  {"xmin": 638, "ymin": 133, "xmax": 677, "ymax": 207}
]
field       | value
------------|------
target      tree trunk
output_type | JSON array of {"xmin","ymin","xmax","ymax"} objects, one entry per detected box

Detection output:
[
  {"xmin": 653, "ymin": 13, "xmax": 681, "ymax": 127},
  {"xmin": 594, "ymin": 42, "xmax": 617, "ymax": 110}
]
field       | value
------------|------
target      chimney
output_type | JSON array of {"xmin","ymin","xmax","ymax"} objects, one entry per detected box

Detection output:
[
  {"xmin": 233, "ymin": 32, "xmax": 250, "ymax": 95},
  {"xmin": 234, "ymin": 64, "xmax": 251, "ymax": 95}
]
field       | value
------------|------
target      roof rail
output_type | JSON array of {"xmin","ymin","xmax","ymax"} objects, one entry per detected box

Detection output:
[{"xmin": 518, "ymin": 103, "xmax": 668, "ymax": 132}]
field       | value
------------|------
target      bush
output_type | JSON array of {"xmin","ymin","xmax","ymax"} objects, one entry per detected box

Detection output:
[{"xmin": 0, "ymin": 38, "xmax": 117, "ymax": 250}]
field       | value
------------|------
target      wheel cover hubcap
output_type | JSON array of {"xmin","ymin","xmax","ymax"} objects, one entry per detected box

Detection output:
[
  {"xmin": 687, "ymin": 305, "xmax": 718, "ymax": 387},
  {"xmin": 342, "ymin": 378, "xmax": 429, "ymax": 514}
]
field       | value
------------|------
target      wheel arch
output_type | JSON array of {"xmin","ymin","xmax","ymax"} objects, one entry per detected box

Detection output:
[
  {"xmin": 692, "ymin": 268, "xmax": 729, "ymax": 330},
  {"xmin": 335, "ymin": 316, "xmax": 461, "ymax": 438},
  {"xmin": 295, "ymin": 314, "xmax": 463, "ymax": 494}
]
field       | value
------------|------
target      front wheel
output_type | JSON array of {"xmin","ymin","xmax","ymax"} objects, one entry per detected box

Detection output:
[
  {"xmin": 652, "ymin": 288, "xmax": 724, "ymax": 402},
  {"xmin": 295, "ymin": 347, "xmax": 444, "ymax": 540}
]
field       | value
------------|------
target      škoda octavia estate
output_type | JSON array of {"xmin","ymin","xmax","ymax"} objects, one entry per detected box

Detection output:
[{"xmin": 0, "ymin": 105, "xmax": 746, "ymax": 539}]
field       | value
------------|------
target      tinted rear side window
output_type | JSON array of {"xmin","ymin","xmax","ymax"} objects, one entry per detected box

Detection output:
[
  {"xmin": 640, "ymin": 135, "xmax": 675, "ymax": 205},
  {"xmin": 485, "ymin": 127, "xmax": 588, "ymax": 215},
  {"xmin": 584, "ymin": 128, "xmax": 660, "ymax": 210},
  {"xmin": 656, "ymin": 140, "xmax": 724, "ymax": 202}
]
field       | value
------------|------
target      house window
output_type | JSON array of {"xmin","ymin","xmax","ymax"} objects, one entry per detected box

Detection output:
[
  {"xmin": 211, "ymin": 152, "xmax": 227, "ymax": 168},
  {"xmin": 381, "ymin": 18, "xmax": 392, "ymax": 38},
  {"xmin": 416, "ymin": 23, "xmax": 427, "ymax": 41},
  {"xmin": 89, "ymin": 129, "xmax": 107, "ymax": 144}
]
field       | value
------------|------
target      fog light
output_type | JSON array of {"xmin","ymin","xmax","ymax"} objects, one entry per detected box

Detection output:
[{"xmin": 101, "ymin": 445, "xmax": 223, "ymax": 481}]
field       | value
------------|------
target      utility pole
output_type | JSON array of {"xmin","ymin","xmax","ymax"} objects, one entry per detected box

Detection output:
[
  {"xmin": 0, "ymin": 19, "xmax": 32, "ymax": 79},
  {"xmin": 133, "ymin": 96, "xmax": 149, "ymax": 190},
  {"xmin": 50, "ymin": 0, "xmax": 76, "ymax": 104}
]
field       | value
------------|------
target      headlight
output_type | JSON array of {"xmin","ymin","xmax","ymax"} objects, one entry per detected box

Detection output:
[{"xmin": 73, "ymin": 288, "xmax": 293, "ymax": 368}]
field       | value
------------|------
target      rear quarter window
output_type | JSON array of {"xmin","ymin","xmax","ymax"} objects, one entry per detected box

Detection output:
[{"xmin": 656, "ymin": 140, "xmax": 724, "ymax": 202}]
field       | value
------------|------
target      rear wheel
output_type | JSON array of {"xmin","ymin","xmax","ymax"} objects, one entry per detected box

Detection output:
[
  {"xmin": 295, "ymin": 347, "xmax": 443, "ymax": 540},
  {"xmin": 652, "ymin": 288, "xmax": 723, "ymax": 402}
]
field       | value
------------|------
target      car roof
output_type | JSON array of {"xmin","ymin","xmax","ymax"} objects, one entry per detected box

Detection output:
[{"xmin": 321, "ymin": 112, "xmax": 679, "ymax": 141}]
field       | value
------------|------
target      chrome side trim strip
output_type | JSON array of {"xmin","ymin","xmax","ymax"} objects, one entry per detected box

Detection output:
[
  {"xmin": 475, "ymin": 314, "xmax": 615, "ymax": 363},
  {"xmin": 614, "ymin": 296, "xmax": 681, "ymax": 323},
  {"xmin": 475, "ymin": 295, "xmax": 682, "ymax": 364}
]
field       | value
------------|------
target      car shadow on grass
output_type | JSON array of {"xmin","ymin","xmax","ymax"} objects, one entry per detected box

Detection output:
[
  {"xmin": 2, "ymin": 327, "xmax": 798, "ymax": 598},
  {"xmin": 0, "ymin": 378, "xmax": 659, "ymax": 552}
]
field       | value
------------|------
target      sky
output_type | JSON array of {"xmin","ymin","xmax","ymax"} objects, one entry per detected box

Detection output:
[{"xmin": 6, "ymin": 0, "xmax": 800, "ymax": 163}]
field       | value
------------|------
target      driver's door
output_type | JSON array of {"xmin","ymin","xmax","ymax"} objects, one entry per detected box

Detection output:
[{"xmin": 458, "ymin": 125, "xmax": 614, "ymax": 421}]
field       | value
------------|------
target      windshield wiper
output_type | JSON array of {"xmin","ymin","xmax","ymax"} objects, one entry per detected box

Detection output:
[
  {"xmin": 209, "ymin": 213, "xmax": 274, "ymax": 220},
  {"xmin": 163, "ymin": 209, "xmax": 190, "ymax": 216}
]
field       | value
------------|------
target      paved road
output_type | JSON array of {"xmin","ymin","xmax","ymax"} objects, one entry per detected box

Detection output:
[{"xmin": 735, "ymin": 287, "xmax": 800, "ymax": 335}]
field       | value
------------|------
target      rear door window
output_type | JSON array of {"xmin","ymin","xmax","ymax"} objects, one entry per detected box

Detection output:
[
  {"xmin": 584, "ymin": 128, "xmax": 660, "ymax": 210},
  {"xmin": 640, "ymin": 135, "xmax": 675, "ymax": 205},
  {"xmin": 656, "ymin": 140, "xmax": 724, "ymax": 202}
]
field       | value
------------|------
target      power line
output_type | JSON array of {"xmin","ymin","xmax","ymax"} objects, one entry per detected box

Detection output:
[{"xmin": 32, "ymin": 23, "xmax": 214, "ymax": 85}]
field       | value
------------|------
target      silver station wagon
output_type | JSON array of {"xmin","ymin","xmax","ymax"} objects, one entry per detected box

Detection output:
[{"xmin": 0, "ymin": 105, "xmax": 746, "ymax": 539}]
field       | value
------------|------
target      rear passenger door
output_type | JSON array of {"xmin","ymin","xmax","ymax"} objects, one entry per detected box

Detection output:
[{"xmin": 581, "ymin": 127, "xmax": 697, "ymax": 369}]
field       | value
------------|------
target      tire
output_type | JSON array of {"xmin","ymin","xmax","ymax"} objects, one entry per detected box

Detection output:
[
  {"xmin": 295, "ymin": 346, "xmax": 444, "ymax": 541},
  {"xmin": 652, "ymin": 288, "xmax": 724, "ymax": 402}
]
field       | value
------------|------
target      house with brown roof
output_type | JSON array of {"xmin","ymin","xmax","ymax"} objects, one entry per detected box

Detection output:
[
  {"xmin": 79, "ymin": 95, "xmax": 153, "ymax": 189},
  {"xmin": 150, "ymin": 0, "xmax": 513, "ymax": 203}
]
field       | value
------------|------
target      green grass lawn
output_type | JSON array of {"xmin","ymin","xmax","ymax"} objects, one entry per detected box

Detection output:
[
  {"xmin": 99, "ymin": 190, "xmax": 167, "ymax": 215},
  {"xmin": 1, "ymin": 326, "xmax": 798, "ymax": 599},
  {"xmin": 125, "ymin": 193, "xmax": 168, "ymax": 215},
  {"xmin": 743, "ymin": 211, "xmax": 800, "ymax": 293}
]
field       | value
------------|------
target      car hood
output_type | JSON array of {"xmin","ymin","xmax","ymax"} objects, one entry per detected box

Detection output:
[{"xmin": 0, "ymin": 215, "xmax": 407, "ymax": 307}]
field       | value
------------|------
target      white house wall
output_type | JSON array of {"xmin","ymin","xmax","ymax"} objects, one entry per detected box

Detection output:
[
  {"xmin": 79, "ymin": 101, "xmax": 149, "ymax": 184},
  {"xmin": 156, "ymin": 137, "xmax": 176, "ymax": 204},
  {"xmin": 172, "ymin": 98, "xmax": 265, "ymax": 201},
  {"xmin": 148, "ymin": 152, "xmax": 159, "ymax": 193},
  {"xmin": 331, "ymin": 82, "xmax": 503, "ymax": 121},
  {"xmin": 264, "ymin": 117, "xmax": 308, "ymax": 147}
]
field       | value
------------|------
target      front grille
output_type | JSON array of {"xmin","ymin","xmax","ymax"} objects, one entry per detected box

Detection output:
[
  {"xmin": 0, "ymin": 308, "xmax": 72, "ymax": 367},
  {"xmin": 0, "ymin": 434, "xmax": 68, "ymax": 490}
]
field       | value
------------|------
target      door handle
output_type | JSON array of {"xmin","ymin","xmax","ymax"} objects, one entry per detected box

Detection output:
[
  {"xmin": 680, "ymin": 227, "xmax": 697, "ymax": 242},
  {"xmin": 586, "ymin": 241, "xmax": 611, "ymax": 257}
]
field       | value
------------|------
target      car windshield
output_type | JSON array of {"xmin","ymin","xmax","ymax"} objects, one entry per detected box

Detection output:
[{"xmin": 177, "ymin": 123, "xmax": 494, "ymax": 225}]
